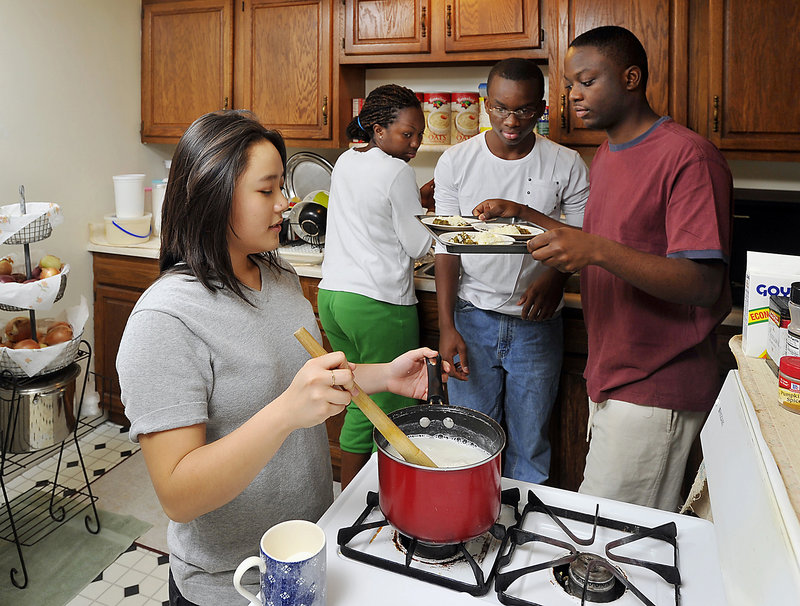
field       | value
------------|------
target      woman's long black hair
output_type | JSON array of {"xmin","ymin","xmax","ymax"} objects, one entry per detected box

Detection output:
[
  {"xmin": 345, "ymin": 84, "xmax": 421, "ymax": 142},
  {"xmin": 160, "ymin": 110, "xmax": 287, "ymax": 303}
]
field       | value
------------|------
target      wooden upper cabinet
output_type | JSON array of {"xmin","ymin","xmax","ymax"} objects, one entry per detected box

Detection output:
[
  {"xmin": 444, "ymin": 0, "xmax": 541, "ymax": 52},
  {"xmin": 345, "ymin": 0, "xmax": 431, "ymax": 55},
  {"xmin": 706, "ymin": 0, "xmax": 800, "ymax": 152},
  {"xmin": 341, "ymin": 0, "xmax": 543, "ymax": 62},
  {"xmin": 547, "ymin": 0, "xmax": 688, "ymax": 147},
  {"xmin": 236, "ymin": 0, "xmax": 332, "ymax": 140},
  {"xmin": 141, "ymin": 0, "xmax": 234, "ymax": 142}
]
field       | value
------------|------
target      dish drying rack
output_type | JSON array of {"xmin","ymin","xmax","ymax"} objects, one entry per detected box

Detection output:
[{"xmin": 0, "ymin": 186, "xmax": 98, "ymax": 590}]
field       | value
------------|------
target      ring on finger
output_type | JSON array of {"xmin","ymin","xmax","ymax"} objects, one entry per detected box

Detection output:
[{"xmin": 330, "ymin": 370, "xmax": 336, "ymax": 387}]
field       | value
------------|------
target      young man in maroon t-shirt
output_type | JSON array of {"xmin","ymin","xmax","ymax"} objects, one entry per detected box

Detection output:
[{"xmin": 482, "ymin": 26, "xmax": 732, "ymax": 511}]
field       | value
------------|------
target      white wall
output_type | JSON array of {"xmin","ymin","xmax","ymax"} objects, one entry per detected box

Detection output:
[{"xmin": 0, "ymin": 1, "xmax": 170, "ymax": 354}]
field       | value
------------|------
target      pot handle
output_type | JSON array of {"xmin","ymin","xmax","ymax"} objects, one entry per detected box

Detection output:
[{"xmin": 425, "ymin": 354, "xmax": 448, "ymax": 406}]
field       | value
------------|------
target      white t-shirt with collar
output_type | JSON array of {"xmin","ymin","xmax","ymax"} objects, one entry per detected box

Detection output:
[{"xmin": 434, "ymin": 132, "xmax": 589, "ymax": 315}]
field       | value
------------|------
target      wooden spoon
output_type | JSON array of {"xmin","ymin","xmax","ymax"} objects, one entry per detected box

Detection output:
[{"xmin": 294, "ymin": 328, "xmax": 437, "ymax": 468}]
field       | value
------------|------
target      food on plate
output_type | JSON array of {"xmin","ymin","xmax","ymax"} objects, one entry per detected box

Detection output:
[
  {"xmin": 43, "ymin": 322, "xmax": 73, "ymax": 346},
  {"xmin": 0, "ymin": 257, "xmax": 12, "ymax": 276},
  {"xmin": 490, "ymin": 224, "xmax": 534, "ymax": 235},
  {"xmin": 432, "ymin": 215, "xmax": 470, "ymax": 226},
  {"xmin": 14, "ymin": 338, "xmax": 41, "ymax": 349},
  {"xmin": 451, "ymin": 231, "xmax": 509, "ymax": 245}
]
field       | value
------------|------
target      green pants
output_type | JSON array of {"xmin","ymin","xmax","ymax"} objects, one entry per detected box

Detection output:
[{"xmin": 317, "ymin": 289, "xmax": 419, "ymax": 454}]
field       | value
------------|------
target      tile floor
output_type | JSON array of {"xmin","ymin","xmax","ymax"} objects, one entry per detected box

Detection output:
[{"xmin": 2, "ymin": 415, "xmax": 171, "ymax": 605}]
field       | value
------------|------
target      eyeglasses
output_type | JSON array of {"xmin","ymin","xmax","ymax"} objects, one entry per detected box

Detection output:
[{"xmin": 486, "ymin": 105, "xmax": 538, "ymax": 120}]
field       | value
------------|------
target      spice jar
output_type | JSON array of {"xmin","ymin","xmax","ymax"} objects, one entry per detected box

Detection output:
[{"xmin": 778, "ymin": 356, "xmax": 800, "ymax": 414}]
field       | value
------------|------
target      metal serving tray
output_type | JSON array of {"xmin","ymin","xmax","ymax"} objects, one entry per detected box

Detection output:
[{"xmin": 416, "ymin": 215, "xmax": 542, "ymax": 254}]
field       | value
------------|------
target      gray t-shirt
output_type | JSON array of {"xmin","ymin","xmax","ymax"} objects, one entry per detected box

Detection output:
[{"xmin": 117, "ymin": 261, "xmax": 333, "ymax": 604}]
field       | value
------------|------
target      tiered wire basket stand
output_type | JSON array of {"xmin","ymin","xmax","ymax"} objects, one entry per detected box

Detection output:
[{"xmin": 0, "ymin": 187, "xmax": 99, "ymax": 590}]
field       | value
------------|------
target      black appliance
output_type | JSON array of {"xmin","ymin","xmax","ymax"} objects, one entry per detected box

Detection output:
[{"xmin": 730, "ymin": 188, "xmax": 800, "ymax": 306}]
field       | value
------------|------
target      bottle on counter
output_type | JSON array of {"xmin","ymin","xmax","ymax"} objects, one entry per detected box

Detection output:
[{"xmin": 536, "ymin": 106, "xmax": 550, "ymax": 137}]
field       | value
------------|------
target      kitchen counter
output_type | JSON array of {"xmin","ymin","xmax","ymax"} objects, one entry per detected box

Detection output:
[{"xmin": 730, "ymin": 335, "xmax": 800, "ymax": 525}]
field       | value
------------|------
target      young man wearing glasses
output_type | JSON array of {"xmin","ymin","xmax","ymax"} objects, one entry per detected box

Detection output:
[{"xmin": 433, "ymin": 58, "xmax": 589, "ymax": 483}]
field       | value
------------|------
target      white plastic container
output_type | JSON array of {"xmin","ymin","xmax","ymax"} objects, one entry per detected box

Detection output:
[
  {"xmin": 112, "ymin": 173, "xmax": 146, "ymax": 218},
  {"xmin": 152, "ymin": 180, "xmax": 167, "ymax": 236},
  {"xmin": 104, "ymin": 213, "xmax": 152, "ymax": 245}
]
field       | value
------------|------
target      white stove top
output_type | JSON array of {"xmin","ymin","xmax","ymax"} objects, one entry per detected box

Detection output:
[{"xmin": 316, "ymin": 454, "xmax": 727, "ymax": 606}]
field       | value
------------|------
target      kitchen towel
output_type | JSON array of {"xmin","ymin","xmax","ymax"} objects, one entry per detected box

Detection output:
[{"xmin": 0, "ymin": 488, "xmax": 152, "ymax": 606}]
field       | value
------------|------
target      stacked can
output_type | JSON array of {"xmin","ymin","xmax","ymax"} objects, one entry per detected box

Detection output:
[
  {"xmin": 450, "ymin": 92, "xmax": 480, "ymax": 144},
  {"xmin": 422, "ymin": 93, "xmax": 451, "ymax": 145}
]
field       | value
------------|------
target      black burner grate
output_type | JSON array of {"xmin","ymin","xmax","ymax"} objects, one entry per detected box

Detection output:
[
  {"xmin": 495, "ymin": 490, "xmax": 681, "ymax": 606},
  {"xmin": 337, "ymin": 488, "xmax": 521, "ymax": 596}
]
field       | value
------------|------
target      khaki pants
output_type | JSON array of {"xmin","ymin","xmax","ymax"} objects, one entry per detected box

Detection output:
[{"xmin": 579, "ymin": 398, "xmax": 706, "ymax": 512}]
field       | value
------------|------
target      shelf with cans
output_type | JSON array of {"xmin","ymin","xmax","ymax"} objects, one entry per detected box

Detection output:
[{"xmin": 351, "ymin": 85, "xmax": 550, "ymax": 152}]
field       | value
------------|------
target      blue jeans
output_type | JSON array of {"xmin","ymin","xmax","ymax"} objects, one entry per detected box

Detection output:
[{"xmin": 449, "ymin": 298, "xmax": 563, "ymax": 483}]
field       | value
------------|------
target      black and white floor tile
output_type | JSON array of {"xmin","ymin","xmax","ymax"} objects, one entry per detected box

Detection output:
[{"xmin": 2, "ymin": 415, "xmax": 171, "ymax": 605}]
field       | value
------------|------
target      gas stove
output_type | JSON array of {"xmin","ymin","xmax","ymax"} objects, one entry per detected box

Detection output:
[{"xmin": 316, "ymin": 454, "xmax": 727, "ymax": 605}]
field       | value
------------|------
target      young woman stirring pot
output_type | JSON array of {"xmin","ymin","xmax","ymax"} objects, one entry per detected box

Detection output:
[{"xmin": 116, "ymin": 110, "xmax": 442, "ymax": 605}]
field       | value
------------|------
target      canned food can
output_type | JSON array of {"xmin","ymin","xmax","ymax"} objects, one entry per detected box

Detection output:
[
  {"xmin": 423, "ymin": 93, "xmax": 451, "ymax": 145},
  {"xmin": 451, "ymin": 92, "xmax": 480, "ymax": 144}
]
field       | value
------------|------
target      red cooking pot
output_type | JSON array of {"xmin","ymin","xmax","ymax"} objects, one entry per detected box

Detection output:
[{"xmin": 374, "ymin": 356, "xmax": 506, "ymax": 544}]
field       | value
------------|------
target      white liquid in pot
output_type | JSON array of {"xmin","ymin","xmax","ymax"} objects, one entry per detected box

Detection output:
[{"xmin": 385, "ymin": 435, "xmax": 490, "ymax": 468}]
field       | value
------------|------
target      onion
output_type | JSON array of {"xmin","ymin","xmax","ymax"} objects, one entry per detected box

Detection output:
[
  {"xmin": 44, "ymin": 323, "xmax": 73, "ymax": 346},
  {"xmin": 5, "ymin": 317, "xmax": 31, "ymax": 342},
  {"xmin": 14, "ymin": 338, "xmax": 41, "ymax": 350},
  {"xmin": 0, "ymin": 258, "xmax": 12, "ymax": 276}
]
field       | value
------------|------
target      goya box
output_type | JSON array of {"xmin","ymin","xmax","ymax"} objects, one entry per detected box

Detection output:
[{"xmin": 742, "ymin": 251, "xmax": 800, "ymax": 358}]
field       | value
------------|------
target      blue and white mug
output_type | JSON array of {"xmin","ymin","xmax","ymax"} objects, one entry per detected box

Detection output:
[{"xmin": 234, "ymin": 520, "xmax": 326, "ymax": 606}]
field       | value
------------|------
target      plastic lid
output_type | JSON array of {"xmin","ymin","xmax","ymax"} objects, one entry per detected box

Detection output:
[
  {"xmin": 780, "ymin": 356, "xmax": 800, "ymax": 377},
  {"xmin": 791, "ymin": 281, "xmax": 800, "ymax": 304}
]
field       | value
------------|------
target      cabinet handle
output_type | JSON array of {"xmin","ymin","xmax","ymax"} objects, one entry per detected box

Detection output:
[
  {"xmin": 421, "ymin": 6, "xmax": 427, "ymax": 38},
  {"xmin": 223, "ymin": 96, "xmax": 229, "ymax": 110},
  {"xmin": 560, "ymin": 94, "xmax": 567, "ymax": 129},
  {"xmin": 712, "ymin": 95, "xmax": 719, "ymax": 133},
  {"xmin": 322, "ymin": 95, "xmax": 328, "ymax": 126},
  {"xmin": 446, "ymin": 4, "xmax": 452, "ymax": 37}
]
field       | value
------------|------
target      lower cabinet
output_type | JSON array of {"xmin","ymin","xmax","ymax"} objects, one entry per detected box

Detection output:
[{"xmin": 92, "ymin": 253, "xmax": 161, "ymax": 426}]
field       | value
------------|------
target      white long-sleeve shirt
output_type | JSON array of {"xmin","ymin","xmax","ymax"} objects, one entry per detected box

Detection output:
[
  {"xmin": 434, "ymin": 132, "xmax": 589, "ymax": 315},
  {"xmin": 320, "ymin": 147, "xmax": 432, "ymax": 305}
]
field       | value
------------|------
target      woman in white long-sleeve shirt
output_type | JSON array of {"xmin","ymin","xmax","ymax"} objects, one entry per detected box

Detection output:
[{"xmin": 318, "ymin": 84, "xmax": 432, "ymax": 487}]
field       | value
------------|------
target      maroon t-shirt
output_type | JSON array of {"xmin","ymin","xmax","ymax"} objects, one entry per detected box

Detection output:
[{"xmin": 580, "ymin": 118, "xmax": 732, "ymax": 412}]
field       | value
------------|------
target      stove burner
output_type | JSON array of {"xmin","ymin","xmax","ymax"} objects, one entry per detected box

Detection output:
[
  {"xmin": 396, "ymin": 533, "xmax": 461, "ymax": 562},
  {"xmin": 337, "ymin": 488, "xmax": 522, "ymax": 596},
  {"xmin": 555, "ymin": 552, "xmax": 626, "ymax": 602},
  {"xmin": 495, "ymin": 490, "xmax": 681, "ymax": 606}
]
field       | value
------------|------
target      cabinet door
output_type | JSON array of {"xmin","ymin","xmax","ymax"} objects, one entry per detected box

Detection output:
[
  {"xmin": 344, "ymin": 0, "xmax": 431, "ymax": 55},
  {"xmin": 443, "ymin": 0, "xmax": 541, "ymax": 52},
  {"xmin": 548, "ymin": 0, "xmax": 688, "ymax": 146},
  {"xmin": 141, "ymin": 0, "xmax": 234, "ymax": 142},
  {"xmin": 93, "ymin": 284, "xmax": 145, "ymax": 426},
  {"xmin": 237, "ymin": 0, "xmax": 332, "ymax": 140},
  {"xmin": 707, "ymin": 0, "xmax": 800, "ymax": 152}
]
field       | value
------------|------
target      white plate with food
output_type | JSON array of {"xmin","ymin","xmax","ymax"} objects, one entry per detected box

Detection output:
[
  {"xmin": 439, "ymin": 231, "xmax": 515, "ymax": 246},
  {"xmin": 472, "ymin": 221, "xmax": 545, "ymax": 240},
  {"xmin": 420, "ymin": 215, "xmax": 480, "ymax": 231}
]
